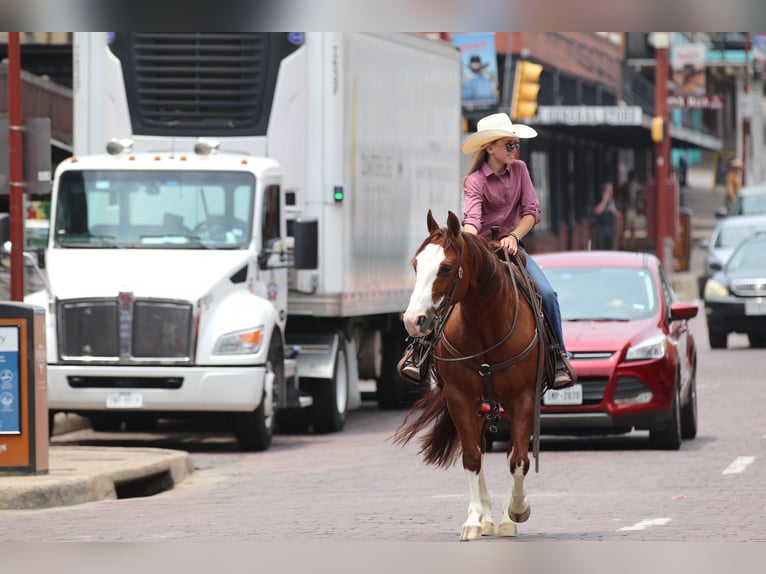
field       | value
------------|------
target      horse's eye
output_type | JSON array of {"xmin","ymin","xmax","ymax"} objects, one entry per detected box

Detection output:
[{"xmin": 439, "ymin": 265, "xmax": 452, "ymax": 276}]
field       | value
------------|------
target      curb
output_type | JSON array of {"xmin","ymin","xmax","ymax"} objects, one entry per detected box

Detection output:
[{"xmin": 0, "ymin": 446, "xmax": 194, "ymax": 510}]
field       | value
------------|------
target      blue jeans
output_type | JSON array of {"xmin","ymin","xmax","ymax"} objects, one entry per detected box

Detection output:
[{"xmin": 519, "ymin": 246, "xmax": 567, "ymax": 356}]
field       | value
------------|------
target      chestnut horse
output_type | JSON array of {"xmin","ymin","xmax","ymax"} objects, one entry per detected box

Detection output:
[{"xmin": 393, "ymin": 210, "xmax": 549, "ymax": 541}]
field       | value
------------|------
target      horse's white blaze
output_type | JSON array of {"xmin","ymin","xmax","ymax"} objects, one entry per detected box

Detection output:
[{"xmin": 403, "ymin": 243, "xmax": 445, "ymax": 336}]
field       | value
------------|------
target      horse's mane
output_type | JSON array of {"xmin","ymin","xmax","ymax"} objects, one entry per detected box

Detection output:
[{"xmin": 417, "ymin": 228, "xmax": 518, "ymax": 300}]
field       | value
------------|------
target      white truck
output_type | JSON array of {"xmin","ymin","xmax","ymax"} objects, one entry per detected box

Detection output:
[{"xmin": 19, "ymin": 32, "xmax": 463, "ymax": 449}]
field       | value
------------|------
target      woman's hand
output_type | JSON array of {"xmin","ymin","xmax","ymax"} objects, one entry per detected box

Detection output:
[{"xmin": 501, "ymin": 234, "xmax": 518, "ymax": 255}]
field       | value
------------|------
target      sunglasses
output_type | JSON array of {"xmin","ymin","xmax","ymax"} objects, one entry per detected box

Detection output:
[{"xmin": 505, "ymin": 141, "xmax": 520, "ymax": 152}]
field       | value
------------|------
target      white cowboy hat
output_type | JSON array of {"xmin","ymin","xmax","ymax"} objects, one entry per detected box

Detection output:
[
  {"xmin": 730, "ymin": 158, "xmax": 743, "ymax": 168},
  {"xmin": 461, "ymin": 112, "xmax": 537, "ymax": 154}
]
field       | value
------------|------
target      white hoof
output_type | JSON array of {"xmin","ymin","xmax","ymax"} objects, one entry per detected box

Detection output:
[
  {"xmin": 480, "ymin": 520, "xmax": 496, "ymax": 536},
  {"xmin": 459, "ymin": 524, "xmax": 483, "ymax": 541},
  {"xmin": 498, "ymin": 521, "xmax": 518, "ymax": 537}
]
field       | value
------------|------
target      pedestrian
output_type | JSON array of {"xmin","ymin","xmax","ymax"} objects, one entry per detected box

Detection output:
[
  {"xmin": 618, "ymin": 170, "xmax": 643, "ymax": 249},
  {"xmin": 725, "ymin": 158, "xmax": 743, "ymax": 214},
  {"xmin": 593, "ymin": 181, "xmax": 622, "ymax": 250},
  {"xmin": 459, "ymin": 112, "xmax": 575, "ymax": 389},
  {"xmin": 678, "ymin": 152, "xmax": 688, "ymax": 187}
]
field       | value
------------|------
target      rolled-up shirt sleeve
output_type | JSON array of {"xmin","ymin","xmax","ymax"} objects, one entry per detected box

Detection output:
[
  {"xmin": 516, "ymin": 161, "xmax": 541, "ymax": 224},
  {"xmin": 462, "ymin": 172, "xmax": 485, "ymax": 232}
]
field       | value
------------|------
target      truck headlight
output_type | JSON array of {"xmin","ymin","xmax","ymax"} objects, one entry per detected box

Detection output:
[
  {"xmin": 625, "ymin": 334, "xmax": 666, "ymax": 361},
  {"xmin": 214, "ymin": 326, "xmax": 264, "ymax": 355}
]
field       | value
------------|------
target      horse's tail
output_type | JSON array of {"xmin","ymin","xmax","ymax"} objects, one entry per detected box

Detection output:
[{"xmin": 391, "ymin": 383, "xmax": 461, "ymax": 469}]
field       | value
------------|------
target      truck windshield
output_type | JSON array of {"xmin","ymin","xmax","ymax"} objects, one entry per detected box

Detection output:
[{"xmin": 53, "ymin": 169, "xmax": 255, "ymax": 249}]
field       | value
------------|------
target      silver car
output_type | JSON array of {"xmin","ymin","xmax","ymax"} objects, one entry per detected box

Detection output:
[{"xmin": 699, "ymin": 213, "xmax": 766, "ymax": 297}]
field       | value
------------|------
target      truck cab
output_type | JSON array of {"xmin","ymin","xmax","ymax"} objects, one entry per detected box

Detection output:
[{"xmin": 21, "ymin": 139, "xmax": 317, "ymax": 450}]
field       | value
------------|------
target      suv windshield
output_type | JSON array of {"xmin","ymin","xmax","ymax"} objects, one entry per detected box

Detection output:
[{"xmin": 54, "ymin": 170, "xmax": 255, "ymax": 249}]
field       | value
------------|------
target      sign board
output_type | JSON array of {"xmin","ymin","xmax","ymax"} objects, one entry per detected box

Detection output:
[
  {"xmin": 536, "ymin": 106, "xmax": 643, "ymax": 126},
  {"xmin": 666, "ymin": 94, "xmax": 723, "ymax": 110},
  {"xmin": 0, "ymin": 326, "xmax": 20, "ymax": 435}
]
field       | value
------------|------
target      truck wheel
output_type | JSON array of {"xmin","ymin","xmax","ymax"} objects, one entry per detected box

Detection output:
[
  {"xmin": 310, "ymin": 343, "xmax": 348, "ymax": 433},
  {"xmin": 234, "ymin": 336, "xmax": 282, "ymax": 451}
]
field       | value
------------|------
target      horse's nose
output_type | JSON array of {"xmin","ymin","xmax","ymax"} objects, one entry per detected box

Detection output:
[{"xmin": 403, "ymin": 312, "xmax": 433, "ymax": 337}]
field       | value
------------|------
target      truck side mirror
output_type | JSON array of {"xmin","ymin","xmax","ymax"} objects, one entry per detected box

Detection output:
[{"xmin": 293, "ymin": 218, "xmax": 318, "ymax": 270}]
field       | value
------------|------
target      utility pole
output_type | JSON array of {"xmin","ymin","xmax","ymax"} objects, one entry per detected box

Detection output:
[
  {"xmin": 7, "ymin": 32, "xmax": 25, "ymax": 301},
  {"xmin": 651, "ymin": 33, "xmax": 674, "ymax": 272},
  {"xmin": 742, "ymin": 32, "xmax": 751, "ymax": 187}
]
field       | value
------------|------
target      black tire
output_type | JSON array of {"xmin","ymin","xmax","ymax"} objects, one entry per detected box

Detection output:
[
  {"xmin": 311, "ymin": 341, "xmax": 348, "ymax": 434},
  {"xmin": 89, "ymin": 413, "xmax": 123, "ymax": 432},
  {"xmin": 234, "ymin": 336, "xmax": 282, "ymax": 451},
  {"xmin": 649, "ymin": 384, "xmax": 682, "ymax": 450},
  {"xmin": 747, "ymin": 333, "xmax": 766, "ymax": 348},
  {"xmin": 708, "ymin": 328, "xmax": 727, "ymax": 349},
  {"xmin": 680, "ymin": 370, "xmax": 698, "ymax": 440}
]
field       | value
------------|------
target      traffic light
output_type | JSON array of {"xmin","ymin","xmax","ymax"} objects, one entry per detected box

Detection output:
[
  {"xmin": 651, "ymin": 116, "xmax": 665, "ymax": 143},
  {"xmin": 510, "ymin": 60, "xmax": 543, "ymax": 120},
  {"xmin": 333, "ymin": 185, "xmax": 344, "ymax": 202}
]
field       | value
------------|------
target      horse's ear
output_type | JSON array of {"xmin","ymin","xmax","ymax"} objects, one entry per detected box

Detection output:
[
  {"xmin": 446, "ymin": 211, "xmax": 461, "ymax": 238},
  {"xmin": 427, "ymin": 209, "xmax": 440, "ymax": 233}
]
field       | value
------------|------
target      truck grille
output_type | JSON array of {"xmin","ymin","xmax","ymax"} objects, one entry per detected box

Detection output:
[{"xmin": 58, "ymin": 297, "xmax": 194, "ymax": 364}]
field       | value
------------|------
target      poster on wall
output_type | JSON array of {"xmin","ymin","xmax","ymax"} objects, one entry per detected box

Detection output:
[
  {"xmin": 671, "ymin": 42, "xmax": 707, "ymax": 96},
  {"xmin": 452, "ymin": 33, "xmax": 499, "ymax": 112},
  {"xmin": 0, "ymin": 326, "xmax": 20, "ymax": 435}
]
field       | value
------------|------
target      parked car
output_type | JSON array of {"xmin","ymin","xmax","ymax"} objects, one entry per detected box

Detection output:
[
  {"xmin": 486, "ymin": 251, "xmax": 699, "ymax": 451},
  {"xmin": 715, "ymin": 183, "xmax": 766, "ymax": 218},
  {"xmin": 703, "ymin": 231, "xmax": 766, "ymax": 349},
  {"xmin": 698, "ymin": 213, "xmax": 766, "ymax": 297}
]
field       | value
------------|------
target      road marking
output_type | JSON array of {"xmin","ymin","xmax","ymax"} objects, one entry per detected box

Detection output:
[
  {"xmin": 619, "ymin": 518, "xmax": 671, "ymax": 531},
  {"xmin": 722, "ymin": 456, "xmax": 755, "ymax": 475}
]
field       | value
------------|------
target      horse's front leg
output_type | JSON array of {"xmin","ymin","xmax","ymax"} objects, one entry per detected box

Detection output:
[
  {"xmin": 498, "ymin": 454, "xmax": 530, "ymax": 537},
  {"xmin": 462, "ymin": 461, "xmax": 495, "ymax": 540},
  {"xmin": 498, "ymin": 401, "xmax": 533, "ymax": 537}
]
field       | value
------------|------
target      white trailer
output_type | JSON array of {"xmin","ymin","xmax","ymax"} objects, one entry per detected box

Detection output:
[{"xmin": 23, "ymin": 32, "xmax": 462, "ymax": 448}]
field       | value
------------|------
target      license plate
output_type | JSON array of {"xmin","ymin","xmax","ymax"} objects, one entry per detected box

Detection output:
[
  {"xmin": 544, "ymin": 384, "xmax": 583, "ymax": 406},
  {"xmin": 106, "ymin": 392, "xmax": 143, "ymax": 409},
  {"xmin": 745, "ymin": 299, "xmax": 766, "ymax": 316}
]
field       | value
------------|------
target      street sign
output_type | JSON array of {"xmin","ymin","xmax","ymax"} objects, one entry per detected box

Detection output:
[{"xmin": 665, "ymin": 94, "xmax": 723, "ymax": 110}]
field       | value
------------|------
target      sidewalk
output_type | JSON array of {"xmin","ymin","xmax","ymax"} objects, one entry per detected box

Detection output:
[{"xmin": 669, "ymin": 163, "xmax": 721, "ymax": 302}]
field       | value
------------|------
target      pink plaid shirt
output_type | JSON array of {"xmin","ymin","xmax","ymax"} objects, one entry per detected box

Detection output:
[{"xmin": 462, "ymin": 160, "xmax": 541, "ymax": 239}]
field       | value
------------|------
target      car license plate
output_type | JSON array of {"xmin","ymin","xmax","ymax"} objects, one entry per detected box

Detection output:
[
  {"xmin": 745, "ymin": 299, "xmax": 766, "ymax": 316},
  {"xmin": 106, "ymin": 392, "xmax": 143, "ymax": 409},
  {"xmin": 544, "ymin": 384, "xmax": 583, "ymax": 406}
]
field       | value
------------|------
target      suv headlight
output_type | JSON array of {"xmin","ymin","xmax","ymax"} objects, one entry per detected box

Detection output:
[
  {"xmin": 214, "ymin": 326, "xmax": 264, "ymax": 355},
  {"xmin": 626, "ymin": 334, "xmax": 666, "ymax": 361},
  {"xmin": 704, "ymin": 279, "xmax": 728, "ymax": 298}
]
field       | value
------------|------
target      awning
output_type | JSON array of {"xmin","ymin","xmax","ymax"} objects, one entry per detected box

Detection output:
[{"xmin": 533, "ymin": 106, "xmax": 722, "ymax": 151}]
